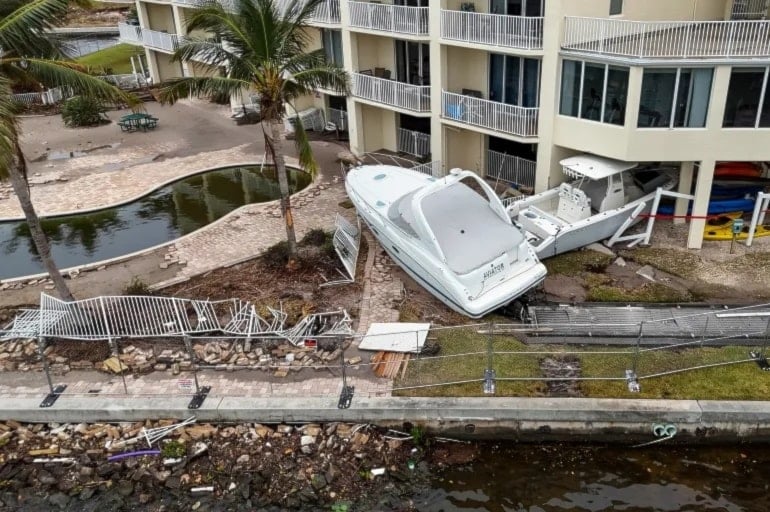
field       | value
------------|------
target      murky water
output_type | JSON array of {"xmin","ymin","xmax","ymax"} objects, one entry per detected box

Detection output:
[
  {"xmin": 0, "ymin": 166, "xmax": 310, "ymax": 279},
  {"xmin": 416, "ymin": 443, "xmax": 770, "ymax": 511}
]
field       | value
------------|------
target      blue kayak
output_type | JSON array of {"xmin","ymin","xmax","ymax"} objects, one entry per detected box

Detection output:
[{"xmin": 657, "ymin": 197, "xmax": 756, "ymax": 216}]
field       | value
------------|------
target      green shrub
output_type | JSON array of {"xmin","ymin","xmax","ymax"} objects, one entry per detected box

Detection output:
[
  {"xmin": 161, "ymin": 440, "xmax": 186, "ymax": 458},
  {"xmin": 61, "ymin": 96, "xmax": 108, "ymax": 127},
  {"xmin": 263, "ymin": 240, "xmax": 290, "ymax": 268}
]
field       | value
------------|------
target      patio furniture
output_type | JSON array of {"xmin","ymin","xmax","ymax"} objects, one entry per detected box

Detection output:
[{"xmin": 118, "ymin": 113, "xmax": 159, "ymax": 132}]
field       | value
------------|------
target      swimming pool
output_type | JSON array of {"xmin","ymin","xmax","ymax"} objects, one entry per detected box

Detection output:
[{"xmin": 0, "ymin": 165, "xmax": 311, "ymax": 280}]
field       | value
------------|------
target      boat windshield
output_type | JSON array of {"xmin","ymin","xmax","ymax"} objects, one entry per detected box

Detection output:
[{"xmin": 388, "ymin": 190, "xmax": 419, "ymax": 237}]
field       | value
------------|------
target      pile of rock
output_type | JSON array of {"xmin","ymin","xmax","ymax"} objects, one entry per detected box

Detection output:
[
  {"xmin": 0, "ymin": 420, "xmax": 423, "ymax": 510},
  {"xmin": 0, "ymin": 337, "xmax": 359, "ymax": 377}
]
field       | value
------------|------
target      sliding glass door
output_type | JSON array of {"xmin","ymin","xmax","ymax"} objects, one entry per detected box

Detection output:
[
  {"xmin": 395, "ymin": 41, "xmax": 430, "ymax": 85},
  {"xmin": 489, "ymin": 54, "xmax": 540, "ymax": 107}
]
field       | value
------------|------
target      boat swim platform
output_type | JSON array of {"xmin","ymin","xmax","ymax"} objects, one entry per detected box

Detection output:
[{"xmin": 515, "ymin": 303, "xmax": 770, "ymax": 346}]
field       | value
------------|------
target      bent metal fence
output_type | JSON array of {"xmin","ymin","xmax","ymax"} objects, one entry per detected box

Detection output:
[{"xmin": 1, "ymin": 298, "xmax": 769, "ymax": 408}]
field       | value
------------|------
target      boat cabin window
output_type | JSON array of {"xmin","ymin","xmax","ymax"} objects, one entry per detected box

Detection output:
[{"xmin": 579, "ymin": 177, "xmax": 609, "ymax": 214}]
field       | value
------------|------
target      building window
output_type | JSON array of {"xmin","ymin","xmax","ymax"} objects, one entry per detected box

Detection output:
[
  {"xmin": 559, "ymin": 60, "xmax": 582, "ymax": 117},
  {"xmin": 559, "ymin": 59, "xmax": 628, "ymax": 125},
  {"xmin": 321, "ymin": 29, "xmax": 343, "ymax": 67},
  {"xmin": 723, "ymin": 67, "xmax": 769, "ymax": 128},
  {"xmin": 489, "ymin": 54, "xmax": 540, "ymax": 107},
  {"xmin": 610, "ymin": 0, "xmax": 623, "ymax": 15},
  {"xmin": 639, "ymin": 68, "xmax": 713, "ymax": 128}
]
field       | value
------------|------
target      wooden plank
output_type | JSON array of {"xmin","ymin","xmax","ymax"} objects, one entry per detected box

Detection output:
[{"xmin": 399, "ymin": 354, "xmax": 410, "ymax": 380}]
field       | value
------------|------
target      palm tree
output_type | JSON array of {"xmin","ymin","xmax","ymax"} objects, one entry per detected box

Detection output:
[
  {"xmin": 158, "ymin": 0, "xmax": 348, "ymax": 264},
  {"xmin": 1, "ymin": 0, "xmax": 137, "ymax": 301}
]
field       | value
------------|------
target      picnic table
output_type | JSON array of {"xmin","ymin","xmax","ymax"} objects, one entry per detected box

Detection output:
[{"xmin": 118, "ymin": 113, "xmax": 159, "ymax": 132}]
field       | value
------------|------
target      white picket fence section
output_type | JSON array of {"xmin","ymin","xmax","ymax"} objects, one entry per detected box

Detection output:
[
  {"xmin": 442, "ymin": 91, "xmax": 539, "ymax": 138},
  {"xmin": 321, "ymin": 214, "xmax": 361, "ymax": 286},
  {"xmin": 327, "ymin": 108, "xmax": 348, "ymax": 131},
  {"xmin": 348, "ymin": 1, "xmax": 429, "ymax": 36},
  {"xmin": 440, "ymin": 10, "xmax": 543, "ymax": 50},
  {"xmin": 10, "ymin": 87, "xmax": 70, "ymax": 106},
  {"xmin": 563, "ymin": 16, "xmax": 770, "ymax": 59},
  {"xmin": 118, "ymin": 22, "xmax": 143, "ymax": 45},
  {"xmin": 486, "ymin": 150, "xmax": 536, "ymax": 189},
  {"xmin": 397, "ymin": 128, "xmax": 430, "ymax": 158},
  {"xmin": 353, "ymin": 73, "xmax": 431, "ymax": 113}
]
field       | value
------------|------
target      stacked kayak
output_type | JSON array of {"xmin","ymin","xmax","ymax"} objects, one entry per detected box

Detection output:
[{"xmin": 704, "ymin": 212, "xmax": 770, "ymax": 241}]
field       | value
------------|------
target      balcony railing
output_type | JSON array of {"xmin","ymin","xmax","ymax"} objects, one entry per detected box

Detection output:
[
  {"xmin": 442, "ymin": 91, "xmax": 538, "ymax": 138},
  {"xmin": 327, "ymin": 108, "xmax": 348, "ymax": 130},
  {"xmin": 348, "ymin": 1, "xmax": 429, "ymax": 36},
  {"xmin": 311, "ymin": 0, "xmax": 342, "ymax": 24},
  {"xmin": 353, "ymin": 73, "xmax": 431, "ymax": 113},
  {"xmin": 563, "ymin": 16, "xmax": 770, "ymax": 59},
  {"xmin": 441, "ymin": 10, "xmax": 543, "ymax": 50},
  {"xmin": 118, "ymin": 23, "xmax": 142, "ymax": 45},
  {"xmin": 397, "ymin": 128, "xmax": 431, "ymax": 158},
  {"xmin": 142, "ymin": 28, "xmax": 182, "ymax": 53},
  {"xmin": 486, "ymin": 150, "xmax": 536, "ymax": 189}
]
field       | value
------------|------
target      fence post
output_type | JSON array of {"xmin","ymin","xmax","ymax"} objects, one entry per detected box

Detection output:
[
  {"xmin": 38, "ymin": 336, "xmax": 67, "ymax": 408},
  {"xmin": 338, "ymin": 336, "xmax": 354, "ymax": 408},
  {"xmin": 484, "ymin": 322, "xmax": 496, "ymax": 394},
  {"xmin": 762, "ymin": 316, "xmax": 770, "ymax": 359},
  {"xmin": 700, "ymin": 315, "xmax": 710, "ymax": 350},
  {"xmin": 114, "ymin": 337, "xmax": 129, "ymax": 395},
  {"xmin": 625, "ymin": 321, "xmax": 643, "ymax": 392}
]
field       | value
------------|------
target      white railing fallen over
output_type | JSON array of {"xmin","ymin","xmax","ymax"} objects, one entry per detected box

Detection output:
[{"xmin": 321, "ymin": 214, "xmax": 361, "ymax": 286}]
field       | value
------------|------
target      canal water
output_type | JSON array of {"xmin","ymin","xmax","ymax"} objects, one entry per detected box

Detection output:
[
  {"xmin": 0, "ymin": 166, "xmax": 310, "ymax": 279},
  {"xmin": 416, "ymin": 442, "xmax": 769, "ymax": 511}
]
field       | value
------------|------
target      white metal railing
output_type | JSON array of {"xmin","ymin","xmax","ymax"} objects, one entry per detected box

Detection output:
[
  {"xmin": 348, "ymin": 1, "xmax": 429, "ymax": 36},
  {"xmin": 441, "ymin": 10, "xmax": 543, "ymax": 50},
  {"xmin": 441, "ymin": 91, "xmax": 538, "ymax": 138},
  {"xmin": 311, "ymin": 0, "xmax": 341, "ymax": 24},
  {"xmin": 397, "ymin": 127, "xmax": 431, "ymax": 158},
  {"xmin": 327, "ymin": 107, "xmax": 348, "ymax": 130},
  {"xmin": 10, "ymin": 87, "xmax": 70, "ymax": 106},
  {"xmin": 100, "ymin": 73, "xmax": 148, "ymax": 90},
  {"xmin": 118, "ymin": 22, "xmax": 142, "ymax": 45},
  {"xmin": 141, "ymin": 28, "xmax": 182, "ymax": 53},
  {"xmin": 353, "ymin": 73, "xmax": 431, "ymax": 112},
  {"xmin": 731, "ymin": 0, "xmax": 769, "ymax": 19},
  {"xmin": 563, "ymin": 16, "xmax": 770, "ymax": 59},
  {"xmin": 412, "ymin": 160, "xmax": 444, "ymax": 178},
  {"xmin": 486, "ymin": 150, "xmax": 536, "ymax": 189}
]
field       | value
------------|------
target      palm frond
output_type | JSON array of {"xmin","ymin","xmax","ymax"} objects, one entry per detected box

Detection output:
[
  {"xmin": 0, "ymin": 0, "xmax": 74, "ymax": 58},
  {"xmin": 157, "ymin": 75, "xmax": 251, "ymax": 105},
  {"xmin": 286, "ymin": 102, "xmax": 317, "ymax": 176},
  {"xmin": 13, "ymin": 58, "xmax": 139, "ymax": 106}
]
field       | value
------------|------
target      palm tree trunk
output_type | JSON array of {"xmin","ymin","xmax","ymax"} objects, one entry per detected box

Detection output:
[
  {"xmin": 9, "ymin": 143, "xmax": 75, "ymax": 301},
  {"xmin": 265, "ymin": 118, "xmax": 298, "ymax": 262}
]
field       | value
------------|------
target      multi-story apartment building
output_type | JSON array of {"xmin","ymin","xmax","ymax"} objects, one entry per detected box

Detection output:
[{"xmin": 120, "ymin": 0, "xmax": 770, "ymax": 249}]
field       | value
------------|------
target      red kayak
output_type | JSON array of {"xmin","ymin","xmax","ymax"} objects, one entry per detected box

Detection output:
[{"xmin": 715, "ymin": 162, "xmax": 762, "ymax": 178}]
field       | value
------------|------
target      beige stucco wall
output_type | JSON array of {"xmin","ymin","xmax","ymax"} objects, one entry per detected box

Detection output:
[
  {"xmin": 446, "ymin": 128, "xmax": 483, "ymax": 174},
  {"xmin": 145, "ymin": 3, "xmax": 176, "ymax": 33},
  {"xmin": 304, "ymin": 28, "xmax": 323, "ymax": 52},
  {"xmin": 445, "ymin": 46, "xmax": 487, "ymax": 97},
  {"xmin": 554, "ymin": 0, "xmax": 729, "ymax": 20},
  {"xmin": 357, "ymin": 104, "xmax": 397, "ymax": 152},
  {"xmin": 153, "ymin": 51, "xmax": 183, "ymax": 82},
  {"xmin": 355, "ymin": 34, "xmax": 395, "ymax": 73}
]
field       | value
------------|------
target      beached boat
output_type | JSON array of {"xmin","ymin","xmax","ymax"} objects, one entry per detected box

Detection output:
[
  {"xmin": 506, "ymin": 155, "xmax": 677, "ymax": 258},
  {"xmin": 345, "ymin": 165, "xmax": 547, "ymax": 318}
]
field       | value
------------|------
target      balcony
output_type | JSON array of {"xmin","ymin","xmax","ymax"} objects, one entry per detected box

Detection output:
[
  {"xmin": 348, "ymin": 1, "xmax": 429, "ymax": 37},
  {"xmin": 310, "ymin": 0, "xmax": 341, "ymax": 25},
  {"xmin": 563, "ymin": 17, "xmax": 770, "ymax": 61},
  {"xmin": 397, "ymin": 127, "xmax": 431, "ymax": 158},
  {"xmin": 352, "ymin": 73, "xmax": 431, "ymax": 113},
  {"xmin": 486, "ymin": 150, "xmax": 536, "ymax": 189},
  {"xmin": 441, "ymin": 10, "xmax": 543, "ymax": 51},
  {"xmin": 441, "ymin": 91, "xmax": 538, "ymax": 138},
  {"xmin": 142, "ymin": 28, "xmax": 182, "ymax": 53},
  {"xmin": 118, "ymin": 23, "xmax": 143, "ymax": 45}
]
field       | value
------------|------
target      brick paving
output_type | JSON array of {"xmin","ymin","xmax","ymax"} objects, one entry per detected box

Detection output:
[{"xmin": 0, "ymin": 115, "xmax": 411, "ymax": 398}]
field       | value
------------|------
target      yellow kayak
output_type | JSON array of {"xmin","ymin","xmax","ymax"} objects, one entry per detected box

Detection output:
[{"xmin": 704, "ymin": 212, "xmax": 770, "ymax": 241}]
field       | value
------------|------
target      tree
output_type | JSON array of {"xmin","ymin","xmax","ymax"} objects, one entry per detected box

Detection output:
[
  {"xmin": 158, "ymin": 0, "xmax": 348, "ymax": 265},
  {"xmin": 1, "ymin": 0, "xmax": 137, "ymax": 300}
]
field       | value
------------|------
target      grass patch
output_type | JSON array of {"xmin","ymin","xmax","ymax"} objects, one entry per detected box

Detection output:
[
  {"xmin": 76, "ymin": 43, "xmax": 143, "ymax": 75},
  {"xmin": 393, "ymin": 326, "xmax": 770, "ymax": 399},
  {"xmin": 544, "ymin": 249, "xmax": 613, "ymax": 276},
  {"xmin": 338, "ymin": 199, "xmax": 354, "ymax": 209},
  {"xmin": 584, "ymin": 273, "xmax": 692, "ymax": 303},
  {"xmin": 618, "ymin": 247, "xmax": 703, "ymax": 279}
]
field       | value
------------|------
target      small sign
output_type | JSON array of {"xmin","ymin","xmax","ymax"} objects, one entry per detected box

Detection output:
[{"xmin": 177, "ymin": 378, "xmax": 194, "ymax": 393}]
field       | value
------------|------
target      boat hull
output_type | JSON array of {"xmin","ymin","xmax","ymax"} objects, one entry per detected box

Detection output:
[{"xmin": 346, "ymin": 167, "xmax": 546, "ymax": 318}]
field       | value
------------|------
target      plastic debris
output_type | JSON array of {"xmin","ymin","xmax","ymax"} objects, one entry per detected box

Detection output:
[
  {"xmin": 107, "ymin": 449, "xmax": 161, "ymax": 462},
  {"xmin": 370, "ymin": 468, "xmax": 386, "ymax": 477},
  {"xmin": 190, "ymin": 486, "xmax": 214, "ymax": 493}
]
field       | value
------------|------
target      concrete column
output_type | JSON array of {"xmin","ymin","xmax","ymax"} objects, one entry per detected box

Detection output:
[
  {"xmin": 687, "ymin": 159, "xmax": 715, "ymax": 249},
  {"xmin": 674, "ymin": 161, "xmax": 694, "ymax": 225},
  {"xmin": 428, "ymin": 1, "xmax": 444, "ymax": 170},
  {"xmin": 624, "ymin": 66, "xmax": 643, "ymax": 131},
  {"xmin": 172, "ymin": 6, "xmax": 191, "ymax": 77},
  {"xmin": 533, "ymin": 0, "xmax": 563, "ymax": 192},
  {"xmin": 339, "ymin": 5, "xmax": 364, "ymax": 156},
  {"xmin": 144, "ymin": 49, "xmax": 162, "ymax": 85}
]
